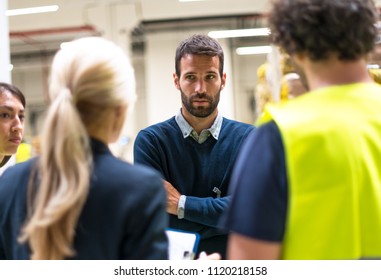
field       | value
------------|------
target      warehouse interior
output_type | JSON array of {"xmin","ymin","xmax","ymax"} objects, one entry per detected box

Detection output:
[{"xmin": 3, "ymin": 0, "xmax": 381, "ymax": 161}]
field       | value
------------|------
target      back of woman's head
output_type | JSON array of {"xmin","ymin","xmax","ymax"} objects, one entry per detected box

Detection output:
[
  {"xmin": 50, "ymin": 36, "xmax": 136, "ymax": 125},
  {"xmin": 19, "ymin": 37, "xmax": 136, "ymax": 259}
]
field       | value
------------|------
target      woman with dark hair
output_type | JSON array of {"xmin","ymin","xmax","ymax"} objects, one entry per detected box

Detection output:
[{"xmin": 0, "ymin": 82, "xmax": 25, "ymax": 169}]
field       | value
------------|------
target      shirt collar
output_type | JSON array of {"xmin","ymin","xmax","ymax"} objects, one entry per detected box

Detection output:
[
  {"xmin": 0, "ymin": 156, "xmax": 11, "ymax": 168},
  {"xmin": 175, "ymin": 108, "xmax": 223, "ymax": 140}
]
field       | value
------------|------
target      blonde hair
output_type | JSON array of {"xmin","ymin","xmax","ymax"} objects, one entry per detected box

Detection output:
[{"xmin": 19, "ymin": 37, "xmax": 136, "ymax": 259}]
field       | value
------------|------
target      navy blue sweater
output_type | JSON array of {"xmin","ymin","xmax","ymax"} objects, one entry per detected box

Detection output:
[{"xmin": 134, "ymin": 116, "xmax": 254, "ymax": 255}]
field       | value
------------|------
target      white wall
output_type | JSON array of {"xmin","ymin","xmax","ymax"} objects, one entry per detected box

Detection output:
[
  {"xmin": 0, "ymin": 0, "xmax": 11, "ymax": 83},
  {"xmin": 144, "ymin": 32, "xmax": 183, "ymax": 125},
  {"xmin": 232, "ymin": 53, "xmax": 268, "ymax": 124}
]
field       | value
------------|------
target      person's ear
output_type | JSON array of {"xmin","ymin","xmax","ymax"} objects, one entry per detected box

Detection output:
[
  {"xmin": 173, "ymin": 73, "xmax": 181, "ymax": 90},
  {"xmin": 292, "ymin": 52, "xmax": 306, "ymax": 68},
  {"xmin": 113, "ymin": 105, "xmax": 127, "ymax": 126},
  {"xmin": 111, "ymin": 105, "xmax": 127, "ymax": 140},
  {"xmin": 221, "ymin": 73, "xmax": 226, "ymax": 89}
]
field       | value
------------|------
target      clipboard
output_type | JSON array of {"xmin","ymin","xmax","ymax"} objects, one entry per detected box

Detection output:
[{"xmin": 165, "ymin": 228, "xmax": 200, "ymax": 260}]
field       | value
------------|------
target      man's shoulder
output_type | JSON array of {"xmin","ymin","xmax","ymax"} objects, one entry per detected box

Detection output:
[
  {"xmin": 222, "ymin": 117, "xmax": 253, "ymax": 126},
  {"xmin": 222, "ymin": 117, "xmax": 255, "ymax": 132},
  {"xmin": 140, "ymin": 116, "xmax": 177, "ymax": 133},
  {"xmin": 135, "ymin": 116, "xmax": 179, "ymax": 145}
]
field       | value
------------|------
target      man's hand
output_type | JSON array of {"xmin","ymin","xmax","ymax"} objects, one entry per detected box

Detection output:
[{"xmin": 163, "ymin": 180, "xmax": 181, "ymax": 215}]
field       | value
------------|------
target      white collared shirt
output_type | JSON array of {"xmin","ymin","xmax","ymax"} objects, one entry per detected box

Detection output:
[
  {"xmin": 175, "ymin": 108, "xmax": 223, "ymax": 144},
  {"xmin": 0, "ymin": 156, "xmax": 15, "ymax": 176}
]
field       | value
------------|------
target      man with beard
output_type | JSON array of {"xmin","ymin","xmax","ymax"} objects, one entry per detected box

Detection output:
[{"xmin": 134, "ymin": 34, "xmax": 254, "ymax": 259}]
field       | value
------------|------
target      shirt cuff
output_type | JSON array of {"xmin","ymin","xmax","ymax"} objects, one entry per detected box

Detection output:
[{"xmin": 177, "ymin": 195, "xmax": 186, "ymax": 219}]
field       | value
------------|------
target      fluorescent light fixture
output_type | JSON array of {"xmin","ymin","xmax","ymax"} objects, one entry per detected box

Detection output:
[
  {"xmin": 6, "ymin": 5, "xmax": 59, "ymax": 16},
  {"xmin": 209, "ymin": 28, "xmax": 270, "ymax": 39},
  {"xmin": 60, "ymin": 42, "xmax": 71, "ymax": 49},
  {"xmin": 179, "ymin": 0, "xmax": 207, "ymax": 2},
  {"xmin": 367, "ymin": 64, "xmax": 380, "ymax": 69},
  {"xmin": 8, "ymin": 64, "xmax": 14, "ymax": 71},
  {"xmin": 236, "ymin": 45, "xmax": 272, "ymax": 55}
]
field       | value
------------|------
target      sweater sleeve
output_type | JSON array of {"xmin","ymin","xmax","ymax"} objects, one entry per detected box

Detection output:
[
  {"xmin": 134, "ymin": 129, "xmax": 230, "ymax": 228},
  {"xmin": 134, "ymin": 130, "xmax": 165, "ymax": 177},
  {"xmin": 183, "ymin": 195, "xmax": 230, "ymax": 228}
]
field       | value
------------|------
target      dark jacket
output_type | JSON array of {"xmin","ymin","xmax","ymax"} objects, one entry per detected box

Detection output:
[{"xmin": 0, "ymin": 138, "xmax": 168, "ymax": 259}]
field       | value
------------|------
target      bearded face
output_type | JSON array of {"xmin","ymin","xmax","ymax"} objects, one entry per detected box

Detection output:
[
  {"xmin": 174, "ymin": 54, "xmax": 225, "ymax": 119},
  {"xmin": 180, "ymin": 88, "xmax": 221, "ymax": 118}
]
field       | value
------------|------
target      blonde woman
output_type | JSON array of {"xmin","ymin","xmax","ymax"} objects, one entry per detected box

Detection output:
[{"xmin": 0, "ymin": 37, "xmax": 168, "ymax": 260}]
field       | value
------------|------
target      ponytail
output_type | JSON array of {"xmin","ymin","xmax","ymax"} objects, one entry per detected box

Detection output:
[
  {"xmin": 19, "ymin": 88, "xmax": 91, "ymax": 259},
  {"xmin": 19, "ymin": 36, "xmax": 136, "ymax": 259}
]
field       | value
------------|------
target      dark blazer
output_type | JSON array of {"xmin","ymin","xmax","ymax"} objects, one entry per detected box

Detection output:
[{"xmin": 0, "ymin": 138, "xmax": 168, "ymax": 259}]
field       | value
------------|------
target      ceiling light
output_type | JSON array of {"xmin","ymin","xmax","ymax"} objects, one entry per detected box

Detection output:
[
  {"xmin": 367, "ymin": 64, "xmax": 380, "ymax": 69},
  {"xmin": 179, "ymin": 0, "xmax": 208, "ymax": 2},
  {"xmin": 60, "ymin": 42, "xmax": 71, "ymax": 49},
  {"xmin": 6, "ymin": 5, "xmax": 59, "ymax": 16},
  {"xmin": 236, "ymin": 46, "xmax": 272, "ymax": 55},
  {"xmin": 208, "ymin": 28, "xmax": 270, "ymax": 39}
]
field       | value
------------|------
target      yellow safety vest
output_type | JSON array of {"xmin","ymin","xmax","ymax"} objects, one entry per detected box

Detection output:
[{"xmin": 259, "ymin": 83, "xmax": 381, "ymax": 259}]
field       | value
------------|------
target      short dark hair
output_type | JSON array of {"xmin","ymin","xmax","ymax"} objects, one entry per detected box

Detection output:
[
  {"xmin": 268, "ymin": 0, "xmax": 378, "ymax": 61},
  {"xmin": 0, "ymin": 82, "xmax": 26, "ymax": 108},
  {"xmin": 175, "ymin": 34, "xmax": 224, "ymax": 77}
]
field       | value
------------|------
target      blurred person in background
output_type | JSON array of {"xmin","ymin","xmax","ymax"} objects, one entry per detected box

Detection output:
[
  {"xmin": 280, "ymin": 72, "xmax": 307, "ymax": 100},
  {"xmin": 15, "ymin": 139, "xmax": 32, "ymax": 163}
]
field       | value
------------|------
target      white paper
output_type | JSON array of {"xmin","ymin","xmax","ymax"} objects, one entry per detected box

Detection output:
[{"xmin": 165, "ymin": 229, "xmax": 199, "ymax": 260}]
